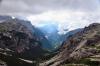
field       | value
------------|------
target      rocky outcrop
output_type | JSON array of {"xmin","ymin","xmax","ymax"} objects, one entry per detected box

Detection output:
[
  {"xmin": 0, "ymin": 16, "xmax": 50, "ymax": 66},
  {"xmin": 0, "ymin": 16, "xmax": 53, "ymax": 50},
  {"xmin": 40, "ymin": 23, "xmax": 100, "ymax": 66}
]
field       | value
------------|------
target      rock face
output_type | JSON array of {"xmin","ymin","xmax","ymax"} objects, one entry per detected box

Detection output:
[
  {"xmin": 0, "ymin": 16, "xmax": 50, "ymax": 66},
  {"xmin": 0, "ymin": 16, "xmax": 53, "ymax": 50},
  {"xmin": 41, "ymin": 23, "xmax": 100, "ymax": 66},
  {"xmin": 0, "ymin": 16, "xmax": 47, "ymax": 57}
]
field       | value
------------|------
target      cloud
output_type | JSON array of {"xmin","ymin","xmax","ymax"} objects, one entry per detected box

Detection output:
[
  {"xmin": 26, "ymin": 10, "xmax": 100, "ymax": 34},
  {"xmin": 0, "ymin": 0, "xmax": 100, "ymax": 16},
  {"xmin": 0, "ymin": 0, "xmax": 2, "ymax": 2},
  {"xmin": 0, "ymin": 0, "xmax": 100, "ymax": 34}
]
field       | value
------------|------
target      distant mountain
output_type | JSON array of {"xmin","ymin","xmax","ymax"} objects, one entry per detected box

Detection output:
[
  {"xmin": 37, "ymin": 23, "xmax": 82, "ymax": 50},
  {"xmin": 41, "ymin": 23, "xmax": 100, "ymax": 66},
  {"xmin": 37, "ymin": 24, "xmax": 60, "ymax": 49},
  {"xmin": 33, "ymin": 27, "xmax": 53, "ymax": 50}
]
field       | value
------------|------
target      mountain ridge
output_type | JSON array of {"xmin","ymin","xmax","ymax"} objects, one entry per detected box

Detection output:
[{"xmin": 40, "ymin": 23, "xmax": 100, "ymax": 66}]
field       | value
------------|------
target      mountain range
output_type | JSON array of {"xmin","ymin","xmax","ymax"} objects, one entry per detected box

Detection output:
[{"xmin": 0, "ymin": 16, "xmax": 100, "ymax": 66}]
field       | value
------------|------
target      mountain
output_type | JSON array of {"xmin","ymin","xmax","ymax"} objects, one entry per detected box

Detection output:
[
  {"xmin": 0, "ymin": 16, "xmax": 53, "ymax": 50},
  {"xmin": 40, "ymin": 23, "xmax": 100, "ymax": 66},
  {"xmin": 37, "ymin": 22, "xmax": 83, "ymax": 51},
  {"xmin": 0, "ymin": 16, "xmax": 53, "ymax": 66},
  {"xmin": 33, "ymin": 27, "xmax": 53, "ymax": 50},
  {"xmin": 37, "ymin": 23, "xmax": 62, "ymax": 50}
]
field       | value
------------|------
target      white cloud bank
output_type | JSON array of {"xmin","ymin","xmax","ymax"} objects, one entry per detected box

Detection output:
[{"xmin": 27, "ymin": 10, "xmax": 100, "ymax": 34}]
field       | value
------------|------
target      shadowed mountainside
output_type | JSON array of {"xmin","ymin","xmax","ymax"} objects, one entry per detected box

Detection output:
[{"xmin": 0, "ymin": 16, "xmax": 51, "ymax": 66}]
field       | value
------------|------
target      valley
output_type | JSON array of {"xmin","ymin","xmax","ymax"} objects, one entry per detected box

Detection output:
[{"xmin": 0, "ymin": 16, "xmax": 100, "ymax": 66}]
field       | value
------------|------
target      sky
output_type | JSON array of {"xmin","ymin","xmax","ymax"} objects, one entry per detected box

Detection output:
[{"xmin": 0, "ymin": 0, "xmax": 100, "ymax": 34}]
